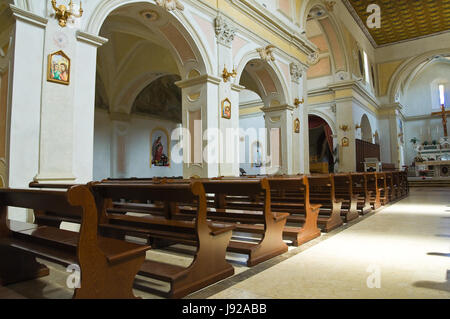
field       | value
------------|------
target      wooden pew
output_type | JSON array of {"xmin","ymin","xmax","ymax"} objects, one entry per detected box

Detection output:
[
  {"xmin": 272, "ymin": 175, "xmax": 344, "ymax": 232},
  {"xmin": 384, "ymin": 172, "xmax": 396, "ymax": 202},
  {"xmin": 31, "ymin": 181, "xmax": 235, "ymax": 299},
  {"xmin": 210, "ymin": 176, "xmax": 321, "ymax": 247},
  {"xmin": 376, "ymin": 172, "xmax": 389, "ymax": 205},
  {"xmin": 105, "ymin": 178, "xmax": 289, "ymax": 266},
  {"xmin": 366, "ymin": 172, "xmax": 382, "ymax": 210},
  {"xmin": 349, "ymin": 173, "xmax": 372, "ymax": 215},
  {"xmin": 329, "ymin": 174, "xmax": 359, "ymax": 222},
  {"xmin": 0, "ymin": 186, "xmax": 150, "ymax": 299}
]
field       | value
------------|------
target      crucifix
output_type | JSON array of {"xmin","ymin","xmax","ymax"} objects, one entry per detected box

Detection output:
[
  {"xmin": 441, "ymin": 104, "xmax": 448, "ymax": 137},
  {"xmin": 439, "ymin": 85, "xmax": 448, "ymax": 137}
]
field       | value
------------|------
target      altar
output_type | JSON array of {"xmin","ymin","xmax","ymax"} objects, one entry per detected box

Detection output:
[{"xmin": 413, "ymin": 102, "xmax": 450, "ymax": 179}]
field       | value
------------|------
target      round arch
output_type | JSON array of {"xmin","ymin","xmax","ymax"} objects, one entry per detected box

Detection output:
[
  {"xmin": 299, "ymin": 0, "xmax": 350, "ymax": 74},
  {"xmin": 360, "ymin": 114, "xmax": 373, "ymax": 143},
  {"xmin": 86, "ymin": 0, "xmax": 213, "ymax": 76},
  {"xmin": 307, "ymin": 110, "xmax": 337, "ymax": 135},
  {"xmin": 387, "ymin": 49, "xmax": 450, "ymax": 103},
  {"xmin": 235, "ymin": 50, "xmax": 290, "ymax": 106}
]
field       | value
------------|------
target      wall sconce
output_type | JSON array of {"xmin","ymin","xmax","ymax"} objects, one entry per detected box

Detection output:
[
  {"xmin": 339, "ymin": 125, "xmax": 350, "ymax": 132},
  {"xmin": 51, "ymin": 0, "xmax": 83, "ymax": 28},
  {"xmin": 222, "ymin": 65, "xmax": 237, "ymax": 82},
  {"xmin": 355, "ymin": 124, "xmax": 361, "ymax": 130},
  {"xmin": 294, "ymin": 97, "xmax": 304, "ymax": 107}
]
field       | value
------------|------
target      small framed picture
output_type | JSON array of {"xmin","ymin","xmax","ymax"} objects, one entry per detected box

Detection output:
[
  {"xmin": 294, "ymin": 118, "xmax": 300, "ymax": 133},
  {"xmin": 221, "ymin": 98, "xmax": 231, "ymax": 119},
  {"xmin": 342, "ymin": 137, "xmax": 349, "ymax": 147},
  {"xmin": 47, "ymin": 50, "xmax": 70, "ymax": 85}
]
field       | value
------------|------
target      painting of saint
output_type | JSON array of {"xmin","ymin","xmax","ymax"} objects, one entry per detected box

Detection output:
[
  {"xmin": 294, "ymin": 118, "xmax": 300, "ymax": 133},
  {"xmin": 47, "ymin": 51, "xmax": 70, "ymax": 85},
  {"xmin": 221, "ymin": 98, "xmax": 231, "ymax": 119},
  {"xmin": 151, "ymin": 130, "xmax": 170, "ymax": 167}
]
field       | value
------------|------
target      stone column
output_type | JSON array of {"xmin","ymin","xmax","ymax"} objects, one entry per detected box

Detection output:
[
  {"xmin": 261, "ymin": 104, "xmax": 295, "ymax": 175},
  {"xmin": 335, "ymin": 99, "xmax": 356, "ymax": 172},
  {"xmin": 7, "ymin": 6, "xmax": 47, "ymax": 192},
  {"xmin": 379, "ymin": 103, "xmax": 403, "ymax": 168},
  {"xmin": 176, "ymin": 75, "xmax": 222, "ymax": 178},
  {"xmin": 215, "ymin": 14, "xmax": 240, "ymax": 177},
  {"xmin": 290, "ymin": 62, "xmax": 308, "ymax": 174},
  {"xmin": 109, "ymin": 114, "xmax": 130, "ymax": 178}
]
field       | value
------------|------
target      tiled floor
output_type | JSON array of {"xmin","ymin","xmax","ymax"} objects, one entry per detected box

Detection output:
[{"xmin": 2, "ymin": 187, "xmax": 450, "ymax": 299}]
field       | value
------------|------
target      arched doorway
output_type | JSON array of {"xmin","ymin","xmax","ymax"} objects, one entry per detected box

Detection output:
[
  {"xmin": 236, "ymin": 56, "xmax": 288, "ymax": 175},
  {"xmin": 360, "ymin": 114, "xmax": 373, "ymax": 143},
  {"xmin": 92, "ymin": 2, "xmax": 206, "ymax": 180},
  {"xmin": 308, "ymin": 115, "xmax": 334, "ymax": 173}
]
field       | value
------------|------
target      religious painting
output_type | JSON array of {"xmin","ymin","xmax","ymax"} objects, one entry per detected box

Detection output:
[
  {"xmin": 221, "ymin": 98, "xmax": 231, "ymax": 119},
  {"xmin": 341, "ymin": 137, "xmax": 349, "ymax": 147},
  {"xmin": 47, "ymin": 50, "xmax": 70, "ymax": 85},
  {"xmin": 251, "ymin": 141, "xmax": 263, "ymax": 168},
  {"xmin": 294, "ymin": 118, "xmax": 300, "ymax": 133},
  {"xmin": 151, "ymin": 129, "xmax": 170, "ymax": 167}
]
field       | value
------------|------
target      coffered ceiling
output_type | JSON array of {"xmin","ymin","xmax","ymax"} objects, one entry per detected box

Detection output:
[{"xmin": 342, "ymin": 0, "xmax": 450, "ymax": 47}]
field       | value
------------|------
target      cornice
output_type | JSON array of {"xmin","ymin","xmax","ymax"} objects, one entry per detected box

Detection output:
[
  {"xmin": 9, "ymin": 4, "xmax": 48, "ymax": 28},
  {"xmin": 328, "ymin": 80, "xmax": 380, "ymax": 109},
  {"xmin": 76, "ymin": 31, "xmax": 109, "ymax": 47},
  {"xmin": 227, "ymin": 0, "xmax": 316, "ymax": 56},
  {"xmin": 261, "ymin": 104, "xmax": 295, "ymax": 113},
  {"xmin": 176, "ymin": 74, "xmax": 221, "ymax": 88}
]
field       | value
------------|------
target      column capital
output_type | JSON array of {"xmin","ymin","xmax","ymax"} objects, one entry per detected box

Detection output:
[
  {"xmin": 175, "ymin": 74, "xmax": 221, "ymax": 88},
  {"xmin": 76, "ymin": 31, "xmax": 109, "ymax": 47},
  {"xmin": 261, "ymin": 104, "xmax": 295, "ymax": 114}
]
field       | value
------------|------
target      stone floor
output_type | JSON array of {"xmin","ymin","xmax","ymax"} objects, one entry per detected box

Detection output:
[{"xmin": 2, "ymin": 187, "xmax": 450, "ymax": 299}]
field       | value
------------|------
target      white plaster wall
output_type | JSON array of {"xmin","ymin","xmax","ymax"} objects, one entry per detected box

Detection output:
[
  {"xmin": 239, "ymin": 113, "xmax": 266, "ymax": 175},
  {"xmin": 352, "ymin": 104, "xmax": 378, "ymax": 142},
  {"xmin": 403, "ymin": 62, "xmax": 450, "ymax": 117},
  {"xmin": 93, "ymin": 110, "xmax": 183, "ymax": 180},
  {"xmin": 378, "ymin": 118, "xmax": 391, "ymax": 163}
]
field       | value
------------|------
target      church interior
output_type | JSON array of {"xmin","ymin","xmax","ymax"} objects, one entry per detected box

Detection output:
[{"xmin": 0, "ymin": 0, "xmax": 449, "ymax": 300}]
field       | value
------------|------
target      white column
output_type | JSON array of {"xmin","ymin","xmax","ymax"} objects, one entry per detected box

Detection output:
[
  {"xmin": 109, "ymin": 115, "xmax": 130, "ymax": 178},
  {"xmin": 8, "ymin": 6, "xmax": 47, "ymax": 190},
  {"xmin": 177, "ymin": 75, "xmax": 222, "ymax": 178},
  {"xmin": 73, "ymin": 31, "xmax": 108, "ymax": 182},
  {"xmin": 262, "ymin": 104, "xmax": 295, "ymax": 175},
  {"xmin": 290, "ymin": 62, "xmax": 308, "ymax": 174},
  {"xmin": 335, "ymin": 99, "xmax": 356, "ymax": 172},
  {"xmin": 7, "ymin": 6, "xmax": 47, "ymax": 221}
]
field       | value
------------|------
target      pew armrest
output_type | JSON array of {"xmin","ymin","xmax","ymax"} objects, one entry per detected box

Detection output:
[
  {"xmin": 208, "ymin": 222, "xmax": 235, "ymax": 236},
  {"xmin": 272, "ymin": 212, "xmax": 289, "ymax": 222}
]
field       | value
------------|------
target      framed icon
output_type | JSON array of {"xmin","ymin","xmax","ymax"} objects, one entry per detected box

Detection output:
[
  {"xmin": 221, "ymin": 98, "xmax": 231, "ymax": 119},
  {"xmin": 47, "ymin": 50, "xmax": 70, "ymax": 85}
]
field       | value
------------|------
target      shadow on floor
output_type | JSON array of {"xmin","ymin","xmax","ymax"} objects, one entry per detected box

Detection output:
[{"xmin": 413, "ymin": 270, "xmax": 450, "ymax": 293}]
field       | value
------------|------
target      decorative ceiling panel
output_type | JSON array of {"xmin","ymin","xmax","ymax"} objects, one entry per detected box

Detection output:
[{"xmin": 343, "ymin": 0, "xmax": 450, "ymax": 47}]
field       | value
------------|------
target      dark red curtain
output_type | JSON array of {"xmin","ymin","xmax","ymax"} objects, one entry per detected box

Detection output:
[{"xmin": 309, "ymin": 116, "xmax": 333, "ymax": 152}]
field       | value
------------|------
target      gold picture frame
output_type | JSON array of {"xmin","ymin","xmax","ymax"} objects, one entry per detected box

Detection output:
[
  {"xmin": 294, "ymin": 118, "xmax": 300, "ymax": 133},
  {"xmin": 47, "ymin": 50, "xmax": 70, "ymax": 85},
  {"xmin": 221, "ymin": 98, "xmax": 231, "ymax": 119},
  {"xmin": 341, "ymin": 137, "xmax": 349, "ymax": 147}
]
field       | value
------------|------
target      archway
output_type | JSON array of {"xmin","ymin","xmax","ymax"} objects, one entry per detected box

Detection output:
[
  {"xmin": 308, "ymin": 115, "xmax": 334, "ymax": 173},
  {"xmin": 236, "ymin": 56, "xmax": 288, "ymax": 175},
  {"xmin": 360, "ymin": 114, "xmax": 373, "ymax": 143},
  {"xmin": 92, "ymin": 2, "xmax": 206, "ymax": 180}
]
